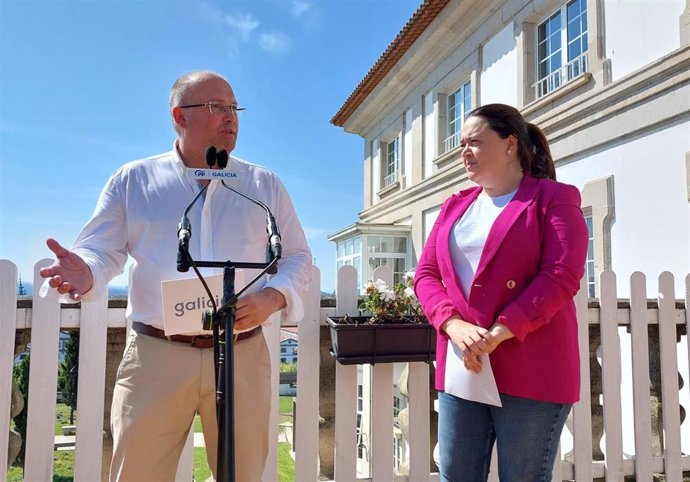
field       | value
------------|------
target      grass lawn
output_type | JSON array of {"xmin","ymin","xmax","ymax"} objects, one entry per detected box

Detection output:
[
  {"xmin": 193, "ymin": 447, "xmax": 212, "ymax": 482},
  {"xmin": 279, "ymin": 395, "xmax": 294, "ymax": 426},
  {"xmin": 8, "ymin": 404, "xmax": 77, "ymax": 481},
  {"xmin": 279, "ymin": 396, "xmax": 293, "ymax": 413},
  {"xmin": 7, "ymin": 450, "xmax": 75, "ymax": 482},
  {"xmin": 277, "ymin": 442, "xmax": 295, "ymax": 482},
  {"xmin": 55, "ymin": 403, "xmax": 76, "ymax": 435},
  {"xmin": 193, "ymin": 413, "xmax": 203, "ymax": 433},
  {"xmin": 7, "ymin": 403, "xmax": 77, "ymax": 482},
  {"xmin": 8, "ymin": 398, "xmax": 296, "ymax": 481},
  {"xmin": 193, "ymin": 396, "xmax": 294, "ymax": 433},
  {"xmin": 192, "ymin": 396, "xmax": 295, "ymax": 481}
]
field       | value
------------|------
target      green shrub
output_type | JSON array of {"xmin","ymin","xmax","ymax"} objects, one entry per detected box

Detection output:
[
  {"xmin": 57, "ymin": 332, "xmax": 79, "ymax": 423},
  {"xmin": 12, "ymin": 353, "xmax": 30, "ymax": 466},
  {"xmin": 279, "ymin": 362, "xmax": 297, "ymax": 373}
]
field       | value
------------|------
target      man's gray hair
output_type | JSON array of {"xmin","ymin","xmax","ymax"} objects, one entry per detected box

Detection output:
[
  {"xmin": 169, "ymin": 70, "xmax": 226, "ymax": 108},
  {"xmin": 169, "ymin": 71, "xmax": 227, "ymax": 135}
]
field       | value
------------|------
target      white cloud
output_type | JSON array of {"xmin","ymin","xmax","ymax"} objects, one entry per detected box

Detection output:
[
  {"xmin": 198, "ymin": 3, "xmax": 297, "ymax": 58},
  {"xmin": 259, "ymin": 32, "xmax": 293, "ymax": 55},
  {"xmin": 197, "ymin": 3, "xmax": 259, "ymax": 59},
  {"xmin": 292, "ymin": 0, "xmax": 312, "ymax": 18},
  {"xmin": 222, "ymin": 12, "xmax": 260, "ymax": 42}
]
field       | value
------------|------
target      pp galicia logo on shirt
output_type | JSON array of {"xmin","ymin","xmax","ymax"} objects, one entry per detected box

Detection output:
[{"xmin": 189, "ymin": 168, "xmax": 239, "ymax": 180}]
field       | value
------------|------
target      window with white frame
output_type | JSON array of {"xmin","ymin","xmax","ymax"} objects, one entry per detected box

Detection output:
[
  {"xmin": 393, "ymin": 432, "xmax": 404, "ymax": 471},
  {"xmin": 383, "ymin": 137, "xmax": 400, "ymax": 188},
  {"xmin": 443, "ymin": 80, "xmax": 471, "ymax": 154},
  {"xmin": 367, "ymin": 235, "xmax": 408, "ymax": 285},
  {"xmin": 585, "ymin": 215, "xmax": 595, "ymax": 298},
  {"xmin": 336, "ymin": 237, "xmax": 362, "ymax": 292},
  {"xmin": 393, "ymin": 395, "xmax": 401, "ymax": 418},
  {"xmin": 535, "ymin": 0, "xmax": 588, "ymax": 99},
  {"xmin": 333, "ymin": 231, "xmax": 410, "ymax": 294},
  {"xmin": 580, "ymin": 175, "xmax": 614, "ymax": 299}
]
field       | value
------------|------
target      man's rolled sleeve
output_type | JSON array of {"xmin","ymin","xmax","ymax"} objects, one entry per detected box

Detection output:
[
  {"xmin": 266, "ymin": 281, "xmax": 304, "ymax": 323},
  {"xmin": 267, "ymin": 180, "xmax": 313, "ymax": 324},
  {"xmin": 71, "ymin": 171, "xmax": 128, "ymax": 300},
  {"xmin": 265, "ymin": 261, "xmax": 311, "ymax": 323}
]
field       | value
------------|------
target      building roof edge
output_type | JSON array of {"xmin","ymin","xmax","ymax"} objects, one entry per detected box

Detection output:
[{"xmin": 330, "ymin": 0, "xmax": 450, "ymax": 127}]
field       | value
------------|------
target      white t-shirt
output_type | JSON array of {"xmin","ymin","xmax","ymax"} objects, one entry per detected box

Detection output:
[{"xmin": 449, "ymin": 189, "xmax": 517, "ymax": 298}]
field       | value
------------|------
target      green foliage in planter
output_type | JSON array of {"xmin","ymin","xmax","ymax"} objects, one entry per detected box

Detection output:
[{"xmin": 357, "ymin": 273, "xmax": 426, "ymax": 324}]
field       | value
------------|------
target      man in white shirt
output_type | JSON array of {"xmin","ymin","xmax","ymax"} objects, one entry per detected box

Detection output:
[{"xmin": 40, "ymin": 70, "xmax": 312, "ymax": 481}]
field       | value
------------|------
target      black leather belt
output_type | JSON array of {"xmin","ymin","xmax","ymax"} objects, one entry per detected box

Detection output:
[{"xmin": 132, "ymin": 321, "xmax": 262, "ymax": 349}]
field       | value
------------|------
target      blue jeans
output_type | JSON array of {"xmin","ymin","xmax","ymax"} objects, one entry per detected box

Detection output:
[{"xmin": 438, "ymin": 392, "xmax": 571, "ymax": 482}]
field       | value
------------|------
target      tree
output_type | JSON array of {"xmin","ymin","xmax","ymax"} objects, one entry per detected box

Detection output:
[
  {"xmin": 57, "ymin": 332, "xmax": 79, "ymax": 423},
  {"xmin": 17, "ymin": 275, "xmax": 26, "ymax": 296},
  {"xmin": 12, "ymin": 354, "xmax": 29, "ymax": 466}
]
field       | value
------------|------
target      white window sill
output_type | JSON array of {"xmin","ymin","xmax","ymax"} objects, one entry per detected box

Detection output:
[
  {"xmin": 377, "ymin": 181, "xmax": 400, "ymax": 198},
  {"xmin": 433, "ymin": 145, "xmax": 462, "ymax": 169},
  {"xmin": 523, "ymin": 72, "xmax": 592, "ymax": 116}
]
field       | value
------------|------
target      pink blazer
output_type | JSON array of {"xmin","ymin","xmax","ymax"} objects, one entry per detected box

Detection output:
[{"xmin": 414, "ymin": 175, "xmax": 588, "ymax": 403}]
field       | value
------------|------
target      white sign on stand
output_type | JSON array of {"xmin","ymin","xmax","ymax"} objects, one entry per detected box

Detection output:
[{"xmin": 161, "ymin": 271, "xmax": 245, "ymax": 335}]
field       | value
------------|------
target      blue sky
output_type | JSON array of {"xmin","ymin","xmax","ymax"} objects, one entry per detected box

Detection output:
[{"xmin": 0, "ymin": 0, "xmax": 420, "ymax": 293}]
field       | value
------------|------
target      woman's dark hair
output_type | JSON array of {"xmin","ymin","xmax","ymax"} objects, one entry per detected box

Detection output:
[{"xmin": 467, "ymin": 103, "xmax": 556, "ymax": 180}]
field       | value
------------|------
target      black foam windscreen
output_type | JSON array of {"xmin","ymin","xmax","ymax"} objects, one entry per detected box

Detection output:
[
  {"xmin": 205, "ymin": 145, "xmax": 217, "ymax": 167},
  {"xmin": 217, "ymin": 149, "xmax": 229, "ymax": 169}
]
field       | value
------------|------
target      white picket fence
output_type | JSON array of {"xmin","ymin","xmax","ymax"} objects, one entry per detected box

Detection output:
[{"xmin": 1, "ymin": 258, "xmax": 689, "ymax": 481}]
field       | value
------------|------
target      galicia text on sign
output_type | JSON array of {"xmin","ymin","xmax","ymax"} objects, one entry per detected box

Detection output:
[{"xmin": 188, "ymin": 168, "xmax": 239, "ymax": 179}]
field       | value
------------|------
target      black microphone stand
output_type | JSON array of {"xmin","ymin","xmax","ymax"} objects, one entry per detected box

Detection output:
[
  {"xmin": 175, "ymin": 146, "xmax": 281, "ymax": 482},
  {"xmin": 178, "ymin": 249, "xmax": 278, "ymax": 482}
]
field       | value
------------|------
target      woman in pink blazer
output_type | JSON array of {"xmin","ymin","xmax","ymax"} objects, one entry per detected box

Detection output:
[{"xmin": 414, "ymin": 104, "xmax": 588, "ymax": 481}]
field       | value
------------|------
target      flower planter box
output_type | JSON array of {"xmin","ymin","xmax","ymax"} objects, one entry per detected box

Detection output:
[{"xmin": 326, "ymin": 316, "xmax": 436, "ymax": 365}]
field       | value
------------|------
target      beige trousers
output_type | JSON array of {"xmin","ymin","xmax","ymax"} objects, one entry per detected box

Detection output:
[{"xmin": 109, "ymin": 330, "xmax": 270, "ymax": 482}]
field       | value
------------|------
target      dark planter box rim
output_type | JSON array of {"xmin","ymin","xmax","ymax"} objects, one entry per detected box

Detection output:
[{"xmin": 327, "ymin": 315, "xmax": 436, "ymax": 366}]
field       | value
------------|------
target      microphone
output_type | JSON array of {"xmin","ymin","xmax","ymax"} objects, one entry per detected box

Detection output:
[
  {"xmin": 182, "ymin": 144, "xmax": 282, "ymax": 276},
  {"xmin": 177, "ymin": 246, "xmax": 190, "ymax": 272},
  {"xmin": 267, "ymin": 213, "xmax": 282, "ymax": 260},
  {"xmin": 217, "ymin": 149, "xmax": 229, "ymax": 169},
  {"xmin": 266, "ymin": 213, "xmax": 281, "ymax": 275},
  {"xmin": 176, "ymin": 215, "xmax": 192, "ymax": 273},
  {"xmin": 178, "ymin": 215, "xmax": 191, "ymax": 247},
  {"xmin": 205, "ymin": 145, "xmax": 217, "ymax": 167}
]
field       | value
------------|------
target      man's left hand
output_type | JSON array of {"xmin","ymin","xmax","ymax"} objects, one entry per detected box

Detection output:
[{"xmin": 234, "ymin": 288, "xmax": 286, "ymax": 331}]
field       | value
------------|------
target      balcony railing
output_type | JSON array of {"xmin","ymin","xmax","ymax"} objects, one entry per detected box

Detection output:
[
  {"xmin": 533, "ymin": 53, "xmax": 589, "ymax": 99},
  {"xmin": 442, "ymin": 130, "xmax": 461, "ymax": 155},
  {"xmin": 382, "ymin": 170, "xmax": 398, "ymax": 189},
  {"xmin": 2, "ymin": 259, "xmax": 690, "ymax": 481}
]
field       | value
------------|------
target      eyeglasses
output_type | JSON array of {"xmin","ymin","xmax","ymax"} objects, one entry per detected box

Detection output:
[{"xmin": 178, "ymin": 102, "xmax": 246, "ymax": 116}]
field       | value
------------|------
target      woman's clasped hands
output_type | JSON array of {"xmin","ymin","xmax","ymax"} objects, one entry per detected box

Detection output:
[{"xmin": 441, "ymin": 318, "xmax": 514, "ymax": 373}]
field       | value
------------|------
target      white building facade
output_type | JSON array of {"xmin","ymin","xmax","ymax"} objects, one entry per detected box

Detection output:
[
  {"xmin": 330, "ymin": 0, "xmax": 690, "ymax": 473},
  {"xmin": 280, "ymin": 331, "xmax": 298, "ymax": 364},
  {"xmin": 330, "ymin": 0, "xmax": 690, "ymax": 299}
]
